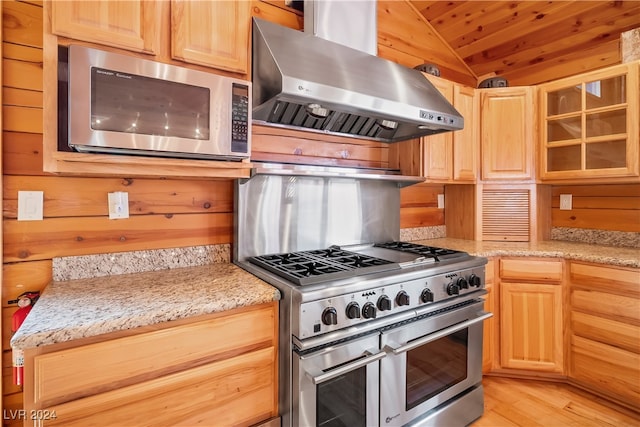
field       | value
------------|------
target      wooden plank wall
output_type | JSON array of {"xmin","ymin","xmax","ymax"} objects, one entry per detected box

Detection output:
[
  {"xmin": 1, "ymin": 0, "xmax": 445, "ymax": 415},
  {"xmin": 551, "ymin": 184, "xmax": 640, "ymax": 232}
]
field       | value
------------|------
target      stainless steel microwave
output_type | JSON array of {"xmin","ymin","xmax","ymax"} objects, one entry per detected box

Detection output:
[{"xmin": 58, "ymin": 45, "xmax": 251, "ymax": 160}]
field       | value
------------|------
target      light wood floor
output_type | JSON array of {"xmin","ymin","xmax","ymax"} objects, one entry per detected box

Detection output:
[{"xmin": 473, "ymin": 376, "xmax": 640, "ymax": 427}]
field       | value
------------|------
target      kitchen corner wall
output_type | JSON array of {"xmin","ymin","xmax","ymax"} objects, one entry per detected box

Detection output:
[
  {"xmin": 549, "ymin": 184, "xmax": 640, "ymax": 248},
  {"xmin": 0, "ymin": 0, "xmax": 446, "ymax": 417}
]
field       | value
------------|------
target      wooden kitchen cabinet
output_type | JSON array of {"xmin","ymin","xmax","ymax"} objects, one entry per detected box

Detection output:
[
  {"xmin": 568, "ymin": 262, "xmax": 640, "ymax": 410},
  {"xmin": 49, "ymin": 1, "xmax": 251, "ymax": 75},
  {"xmin": 421, "ymin": 75, "xmax": 477, "ymax": 183},
  {"xmin": 453, "ymin": 85, "xmax": 478, "ymax": 181},
  {"xmin": 482, "ymin": 258, "xmax": 496, "ymax": 373},
  {"xmin": 422, "ymin": 75, "xmax": 454, "ymax": 181},
  {"xmin": 22, "ymin": 302, "xmax": 279, "ymax": 426},
  {"xmin": 498, "ymin": 258, "xmax": 565, "ymax": 374},
  {"xmin": 171, "ymin": 0, "xmax": 251, "ymax": 74},
  {"xmin": 479, "ymin": 87, "xmax": 536, "ymax": 181},
  {"xmin": 43, "ymin": 1, "xmax": 253, "ymax": 179},
  {"xmin": 538, "ymin": 62, "xmax": 640, "ymax": 183},
  {"xmin": 50, "ymin": 0, "xmax": 158, "ymax": 54}
]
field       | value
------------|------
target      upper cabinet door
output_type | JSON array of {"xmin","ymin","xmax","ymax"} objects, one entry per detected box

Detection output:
[
  {"xmin": 453, "ymin": 85, "xmax": 477, "ymax": 182},
  {"xmin": 422, "ymin": 74, "xmax": 454, "ymax": 181},
  {"xmin": 171, "ymin": 0, "xmax": 250, "ymax": 74},
  {"xmin": 51, "ymin": 1, "xmax": 157, "ymax": 54},
  {"xmin": 479, "ymin": 87, "xmax": 536, "ymax": 181},
  {"xmin": 539, "ymin": 62, "xmax": 639, "ymax": 182}
]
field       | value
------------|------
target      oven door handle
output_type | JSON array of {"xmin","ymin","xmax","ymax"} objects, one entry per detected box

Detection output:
[
  {"xmin": 385, "ymin": 311, "xmax": 493, "ymax": 355},
  {"xmin": 306, "ymin": 350, "xmax": 387, "ymax": 385}
]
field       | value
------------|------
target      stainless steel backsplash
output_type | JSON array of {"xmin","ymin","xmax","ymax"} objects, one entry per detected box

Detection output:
[{"xmin": 234, "ymin": 175, "xmax": 400, "ymax": 261}]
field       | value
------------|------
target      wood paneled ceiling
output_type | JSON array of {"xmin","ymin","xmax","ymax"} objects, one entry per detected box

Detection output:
[{"xmin": 409, "ymin": 1, "xmax": 640, "ymax": 86}]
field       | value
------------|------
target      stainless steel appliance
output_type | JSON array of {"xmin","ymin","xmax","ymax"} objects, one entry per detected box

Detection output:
[
  {"xmin": 58, "ymin": 45, "xmax": 250, "ymax": 160},
  {"xmin": 234, "ymin": 164, "xmax": 490, "ymax": 427},
  {"xmin": 252, "ymin": 13, "xmax": 463, "ymax": 143}
]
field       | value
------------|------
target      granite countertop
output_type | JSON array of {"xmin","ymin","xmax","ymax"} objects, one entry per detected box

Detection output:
[
  {"xmin": 10, "ymin": 239, "xmax": 638, "ymax": 351},
  {"xmin": 414, "ymin": 238, "xmax": 640, "ymax": 268},
  {"xmin": 10, "ymin": 263, "xmax": 280, "ymax": 351}
]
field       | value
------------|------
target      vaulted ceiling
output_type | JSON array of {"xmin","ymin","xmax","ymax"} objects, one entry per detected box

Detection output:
[
  {"xmin": 409, "ymin": 1, "xmax": 640, "ymax": 86},
  {"xmin": 272, "ymin": 0, "xmax": 639, "ymax": 86}
]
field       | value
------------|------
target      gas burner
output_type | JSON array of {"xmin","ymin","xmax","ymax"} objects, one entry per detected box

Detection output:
[
  {"xmin": 261, "ymin": 253, "xmax": 307, "ymax": 265},
  {"xmin": 308, "ymin": 247, "xmax": 353, "ymax": 258},
  {"xmin": 248, "ymin": 248, "xmax": 397, "ymax": 286}
]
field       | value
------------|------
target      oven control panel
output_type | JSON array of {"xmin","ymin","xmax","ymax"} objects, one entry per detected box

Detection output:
[{"xmin": 297, "ymin": 265, "xmax": 486, "ymax": 339}]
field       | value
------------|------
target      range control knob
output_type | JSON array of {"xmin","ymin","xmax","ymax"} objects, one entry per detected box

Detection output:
[
  {"xmin": 362, "ymin": 302, "xmax": 377, "ymax": 319},
  {"xmin": 469, "ymin": 274, "xmax": 482, "ymax": 288},
  {"xmin": 420, "ymin": 288, "xmax": 434, "ymax": 303},
  {"xmin": 321, "ymin": 307, "xmax": 338, "ymax": 325},
  {"xmin": 396, "ymin": 291, "xmax": 411, "ymax": 306},
  {"xmin": 457, "ymin": 277, "xmax": 469, "ymax": 289},
  {"xmin": 447, "ymin": 282, "xmax": 460, "ymax": 296},
  {"xmin": 346, "ymin": 302, "xmax": 361, "ymax": 319},
  {"xmin": 377, "ymin": 295, "xmax": 392, "ymax": 311}
]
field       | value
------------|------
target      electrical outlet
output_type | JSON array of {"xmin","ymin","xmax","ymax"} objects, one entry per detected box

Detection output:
[
  {"xmin": 559, "ymin": 194, "xmax": 572, "ymax": 210},
  {"xmin": 437, "ymin": 194, "xmax": 445, "ymax": 209},
  {"xmin": 17, "ymin": 191, "xmax": 44, "ymax": 221},
  {"xmin": 108, "ymin": 192, "xmax": 129, "ymax": 219}
]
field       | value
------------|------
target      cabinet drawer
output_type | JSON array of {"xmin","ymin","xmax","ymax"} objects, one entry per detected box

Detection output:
[
  {"xmin": 571, "ymin": 289, "xmax": 640, "ymax": 324},
  {"xmin": 44, "ymin": 347, "xmax": 276, "ymax": 426},
  {"xmin": 33, "ymin": 303, "xmax": 276, "ymax": 407},
  {"xmin": 500, "ymin": 258, "xmax": 563, "ymax": 282},
  {"xmin": 571, "ymin": 311, "xmax": 640, "ymax": 354},
  {"xmin": 570, "ymin": 335, "xmax": 640, "ymax": 409},
  {"xmin": 570, "ymin": 262, "xmax": 640, "ymax": 295}
]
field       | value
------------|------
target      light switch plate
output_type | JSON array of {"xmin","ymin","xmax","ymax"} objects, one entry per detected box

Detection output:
[
  {"xmin": 559, "ymin": 194, "xmax": 572, "ymax": 210},
  {"xmin": 437, "ymin": 194, "xmax": 445, "ymax": 209},
  {"xmin": 18, "ymin": 191, "xmax": 44, "ymax": 221},
  {"xmin": 108, "ymin": 192, "xmax": 129, "ymax": 219}
]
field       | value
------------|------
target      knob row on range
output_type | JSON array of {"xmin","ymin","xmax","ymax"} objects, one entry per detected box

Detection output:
[
  {"xmin": 446, "ymin": 274, "xmax": 482, "ymax": 296},
  {"xmin": 349, "ymin": 291, "xmax": 412, "ymax": 319},
  {"xmin": 320, "ymin": 274, "xmax": 482, "ymax": 325},
  {"xmin": 322, "ymin": 290, "xmax": 413, "ymax": 324}
]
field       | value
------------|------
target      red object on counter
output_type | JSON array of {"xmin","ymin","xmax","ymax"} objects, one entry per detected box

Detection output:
[{"xmin": 10, "ymin": 291, "xmax": 40, "ymax": 386}]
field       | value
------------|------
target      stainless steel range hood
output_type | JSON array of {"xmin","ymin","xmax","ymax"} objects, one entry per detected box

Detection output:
[{"xmin": 251, "ymin": 15, "xmax": 464, "ymax": 143}]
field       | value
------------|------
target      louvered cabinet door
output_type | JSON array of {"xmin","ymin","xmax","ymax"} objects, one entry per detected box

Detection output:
[{"xmin": 479, "ymin": 185, "xmax": 535, "ymax": 241}]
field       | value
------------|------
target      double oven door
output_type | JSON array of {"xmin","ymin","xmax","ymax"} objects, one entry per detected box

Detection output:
[
  {"xmin": 380, "ymin": 299, "xmax": 491, "ymax": 426},
  {"xmin": 293, "ymin": 299, "xmax": 491, "ymax": 427},
  {"xmin": 293, "ymin": 333, "xmax": 384, "ymax": 427}
]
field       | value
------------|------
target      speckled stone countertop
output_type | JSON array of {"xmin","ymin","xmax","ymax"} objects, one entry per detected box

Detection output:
[
  {"xmin": 414, "ymin": 238, "xmax": 640, "ymax": 268},
  {"xmin": 10, "ymin": 263, "xmax": 280, "ymax": 351}
]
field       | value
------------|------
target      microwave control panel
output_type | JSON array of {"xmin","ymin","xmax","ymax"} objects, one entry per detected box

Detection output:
[{"xmin": 231, "ymin": 83, "xmax": 250, "ymax": 154}]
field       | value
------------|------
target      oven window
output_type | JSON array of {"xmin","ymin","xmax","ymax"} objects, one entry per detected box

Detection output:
[
  {"xmin": 406, "ymin": 328, "xmax": 468, "ymax": 410},
  {"xmin": 316, "ymin": 365, "xmax": 366, "ymax": 427}
]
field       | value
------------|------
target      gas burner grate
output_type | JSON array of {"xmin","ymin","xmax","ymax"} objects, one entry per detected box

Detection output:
[
  {"xmin": 374, "ymin": 241, "xmax": 467, "ymax": 262},
  {"xmin": 248, "ymin": 248, "xmax": 397, "ymax": 285}
]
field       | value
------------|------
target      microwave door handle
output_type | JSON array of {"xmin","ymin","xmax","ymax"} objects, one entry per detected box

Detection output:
[
  {"xmin": 306, "ymin": 350, "xmax": 387, "ymax": 385},
  {"xmin": 386, "ymin": 311, "xmax": 493, "ymax": 355}
]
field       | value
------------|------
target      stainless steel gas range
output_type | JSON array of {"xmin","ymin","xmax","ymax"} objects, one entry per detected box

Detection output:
[{"xmin": 234, "ymin": 164, "xmax": 491, "ymax": 427}]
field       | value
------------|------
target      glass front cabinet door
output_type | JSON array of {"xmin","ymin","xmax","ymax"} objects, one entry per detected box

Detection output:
[{"xmin": 539, "ymin": 62, "xmax": 639, "ymax": 182}]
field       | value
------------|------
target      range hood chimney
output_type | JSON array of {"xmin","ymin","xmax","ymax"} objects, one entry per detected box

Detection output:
[{"xmin": 251, "ymin": 1, "xmax": 463, "ymax": 143}]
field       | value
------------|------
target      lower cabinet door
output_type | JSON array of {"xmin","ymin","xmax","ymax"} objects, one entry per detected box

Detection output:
[{"xmin": 500, "ymin": 282, "xmax": 564, "ymax": 373}]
